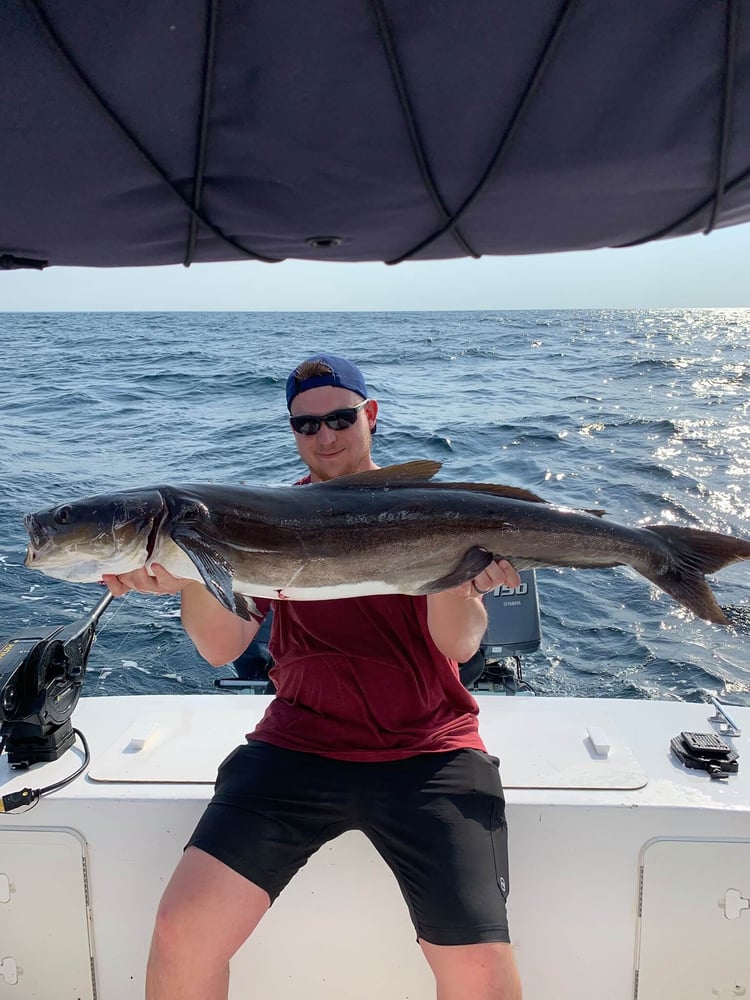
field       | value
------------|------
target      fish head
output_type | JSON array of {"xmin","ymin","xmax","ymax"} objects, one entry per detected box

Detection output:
[{"xmin": 24, "ymin": 488, "xmax": 166, "ymax": 583}]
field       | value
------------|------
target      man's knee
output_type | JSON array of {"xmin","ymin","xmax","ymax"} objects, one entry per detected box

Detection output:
[
  {"xmin": 420, "ymin": 940, "xmax": 522, "ymax": 1000},
  {"xmin": 150, "ymin": 848, "xmax": 271, "ymax": 963},
  {"xmin": 150, "ymin": 894, "xmax": 188, "ymax": 955}
]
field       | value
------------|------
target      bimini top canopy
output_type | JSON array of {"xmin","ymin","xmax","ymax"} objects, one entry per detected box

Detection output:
[{"xmin": 2, "ymin": 0, "xmax": 750, "ymax": 269}]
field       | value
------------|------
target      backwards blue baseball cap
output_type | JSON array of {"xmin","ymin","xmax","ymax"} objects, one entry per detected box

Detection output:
[{"xmin": 286, "ymin": 353, "xmax": 369, "ymax": 410}]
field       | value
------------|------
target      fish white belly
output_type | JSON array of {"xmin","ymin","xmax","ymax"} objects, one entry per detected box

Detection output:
[
  {"xmin": 150, "ymin": 537, "xmax": 404, "ymax": 601},
  {"xmin": 238, "ymin": 579, "xmax": 404, "ymax": 601}
]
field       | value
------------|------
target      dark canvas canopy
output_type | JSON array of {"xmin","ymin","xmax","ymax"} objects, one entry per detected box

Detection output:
[{"xmin": 2, "ymin": 1, "xmax": 750, "ymax": 269}]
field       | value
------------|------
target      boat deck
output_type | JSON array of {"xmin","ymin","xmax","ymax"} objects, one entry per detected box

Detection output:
[{"xmin": 1, "ymin": 693, "xmax": 748, "ymax": 999}]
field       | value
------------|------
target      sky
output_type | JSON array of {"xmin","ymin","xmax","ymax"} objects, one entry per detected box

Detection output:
[{"xmin": 2, "ymin": 222, "xmax": 749, "ymax": 312}]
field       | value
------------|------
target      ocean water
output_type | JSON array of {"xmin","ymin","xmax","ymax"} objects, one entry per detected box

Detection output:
[{"xmin": 1, "ymin": 309, "xmax": 749, "ymax": 705}]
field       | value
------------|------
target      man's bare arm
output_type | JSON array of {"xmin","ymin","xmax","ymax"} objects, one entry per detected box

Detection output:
[{"xmin": 426, "ymin": 559, "xmax": 520, "ymax": 662}]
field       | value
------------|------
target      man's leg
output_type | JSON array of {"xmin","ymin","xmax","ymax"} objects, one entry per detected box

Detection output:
[
  {"xmin": 420, "ymin": 940, "xmax": 522, "ymax": 1000},
  {"xmin": 362, "ymin": 751, "xmax": 519, "ymax": 998},
  {"xmin": 146, "ymin": 846, "xmax": 271, "ymax": 1000},
  {"xmin": 147, "ymin": 742, "xmax": 355, "ymax": 999}
]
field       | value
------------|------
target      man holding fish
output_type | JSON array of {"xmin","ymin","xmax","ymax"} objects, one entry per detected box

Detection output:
[{"xmin": 104, "ymin": 354, "xmax": 525, "ymax": 1000}]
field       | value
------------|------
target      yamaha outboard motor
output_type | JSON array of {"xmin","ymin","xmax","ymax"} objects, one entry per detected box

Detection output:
[{"xmin": 459, "ymin": 570, "xmax": 541, "ymax": 695}]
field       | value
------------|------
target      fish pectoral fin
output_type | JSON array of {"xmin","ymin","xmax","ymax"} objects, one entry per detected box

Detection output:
[
  {"xmin": 415, "ymin": 546, "xmax": 496, "ymax": 594},
  {"xmin": 170, "ymin": 527, "xmax": 238, "ymax": 615},
  {"xmin": 232, "ymin": 592, "xmax": 264, "ymax": 623}
]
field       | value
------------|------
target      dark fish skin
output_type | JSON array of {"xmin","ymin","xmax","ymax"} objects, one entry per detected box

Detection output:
[{"xmin": 23, "ymin": 461, "xmax": 750, "ymax": 625}]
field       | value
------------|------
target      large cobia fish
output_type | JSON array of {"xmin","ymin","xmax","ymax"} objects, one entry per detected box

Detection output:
[{"xmin": 23, "ymin": 460, "xmax": 750, "ymax": 625}]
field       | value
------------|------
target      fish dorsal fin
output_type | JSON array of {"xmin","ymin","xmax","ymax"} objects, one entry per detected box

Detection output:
[
  {"xmin": 437, "ymin": 481, "xmax": 549, "ymax": 504},
  {"xmin": 323, "ymin": 460, "xmax": 442, "ymax": 488},
  {"xmin": 315, "ymin": 462, "xmax": 604, "ymax": 513},
  {"xmin": 320, "ymin": 461, "xmax": 549, "ymax": 505},
  {"xmin": 436, "ymin": 481, "xmax": 606, "ymax": 513}
]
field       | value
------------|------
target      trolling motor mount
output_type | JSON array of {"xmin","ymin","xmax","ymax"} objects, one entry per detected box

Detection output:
[{"xmin": 0, "ymin": 593, "xmax": 113, "ymax": 768}]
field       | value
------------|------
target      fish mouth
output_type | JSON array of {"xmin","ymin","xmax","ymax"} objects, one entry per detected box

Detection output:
[
  {"xmin": 23, "ymin": 514, "xmax": 50, "ymax": 563},
  {"xmin": 144, "ymin": 511, "xmax": 164, "ymax": 563},
  {"xmin": 141, "ymin": 493, "xmax": 171, "ymax": 564}
]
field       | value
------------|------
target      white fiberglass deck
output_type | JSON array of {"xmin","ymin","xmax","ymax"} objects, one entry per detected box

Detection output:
[{"xmin": 1, "ymin": 693, "xmax": 748, "ymax": 999}]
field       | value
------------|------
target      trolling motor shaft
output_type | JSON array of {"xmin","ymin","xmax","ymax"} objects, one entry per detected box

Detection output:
[{"xmin": 0, "ymin": 592, "xmax": 113, "ymax": 767}]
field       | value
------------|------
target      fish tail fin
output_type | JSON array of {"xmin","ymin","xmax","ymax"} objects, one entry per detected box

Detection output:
[{"xmin": 641, "ymin": 525, "xmax": 750, "ymax": 625}]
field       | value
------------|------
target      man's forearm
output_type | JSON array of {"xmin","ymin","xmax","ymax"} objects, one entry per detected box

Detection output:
[
  {"xmin": 180, "ymin": 582, "xmax": 259, "ymax": 666},
  {"xmin": 426, "ymin": 558, "xmax": 521, "ymax": 662},
  {"xmin": 426, "ymin": 591, "xmax": 488, "ymax": 663}
]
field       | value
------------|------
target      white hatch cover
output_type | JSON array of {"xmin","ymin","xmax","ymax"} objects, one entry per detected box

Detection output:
[
  {"xmin": 88, "ymin": 701, "xmax": 647, "ymax": 790},
  {"xmin": 0, "ymin": 827, "xmax": 95, "ymax": 999},
  {"xmin": 636, "ymin": 838, "xmax": 750, "ymax": 999}
]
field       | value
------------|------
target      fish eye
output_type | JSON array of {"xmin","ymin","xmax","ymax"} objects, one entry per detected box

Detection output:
[
  {"xmin": 173, "ymin": 501, "xmax": 208, "ymax": 523},
  {"xmin": 53, "ymin": 505, "xmax": 72, "ymax": 526}
]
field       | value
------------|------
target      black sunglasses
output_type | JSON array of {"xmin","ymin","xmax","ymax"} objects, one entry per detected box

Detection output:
[{"xmin": 289, "ymin": 399, "xmax": 369, "ymax": 436}]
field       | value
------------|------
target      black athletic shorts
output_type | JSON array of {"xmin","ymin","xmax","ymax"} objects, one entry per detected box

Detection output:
[{"xmin": 187, "ymin": 740, "xmax": 511, "ymax": 945}]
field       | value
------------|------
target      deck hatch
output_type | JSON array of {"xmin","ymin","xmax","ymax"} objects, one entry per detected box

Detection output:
[
  {"xmin": 635, "ymin": 838, "xmax": 750, "ymax": 999},
  {"xmin": 0, "ymin": 827, "xmax": 95, "ymax": 999}
]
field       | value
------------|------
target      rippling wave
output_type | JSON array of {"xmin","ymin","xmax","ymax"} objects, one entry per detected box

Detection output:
[{"xmin": 1, "ymin": 308, "xmax": 748, "ymax": 704}]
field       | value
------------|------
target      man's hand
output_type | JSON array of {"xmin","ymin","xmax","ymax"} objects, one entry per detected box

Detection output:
[
  {"xmin": 458, "ymin": 558, "xmax": 521, "ymax": 600},
  {"xmin": 102, "ymin": 563, "xmax": 193, "ymax": 597}
]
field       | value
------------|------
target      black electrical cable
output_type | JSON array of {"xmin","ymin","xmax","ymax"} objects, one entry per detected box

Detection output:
[{"xmin": 0, "ymin": 728, "xmax": 90, "ymax": 813}]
